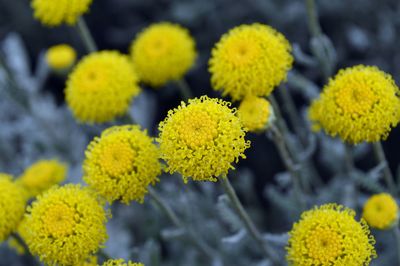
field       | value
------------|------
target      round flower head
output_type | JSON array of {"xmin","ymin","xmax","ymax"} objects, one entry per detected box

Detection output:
[
  {"xmin": 31, "ymin": 0, "xmax": 92, "ymax": 26},
  {"xmin": 102, "ymin": 259, "xmax": 144, "ymax": 266},
  {"xmin": 65, "ymin": 51, "xmax": 141, "ymax": 123},
  {"xmin": 130, "ymin": 22, "xmax": 197, "ymax": 87},
  {"xmin": 158, "ymin": 96, "xmax": 250, "ymax": 182},
  {"xmin": 84, "ymin": 125, "xmax": 162, "ymax": 204},
  {"xmin": 0, "ymin": 174, "xmax": 25, "ymax": 242},
  {"xmin": 209, "ymin": 23, "xmax": 293, "ymax": 101},
  {"xmin": 24, "ymin": 184, "xmax": 108, "ymax": 266},
  {"xmin": 309, "ymin": 65, "xmax": 400, "ymax": 144},
  {"xmin": 17, "ymin": 159, "xmax": 67, "ymax": 198},
  {"xmin": 238, "ymin": 96, "xmax": 274, "ymax": 132},
  {"xmin": 46, "ymin": 44, "xmax": 77, "ymax": 71},
  {"xmin": 287, "ymin": 204, "xmax": 376, "ymax": 265},
  {"xmin": 362, "ymin": 193, "xmax": 398, "ymax": 230}
]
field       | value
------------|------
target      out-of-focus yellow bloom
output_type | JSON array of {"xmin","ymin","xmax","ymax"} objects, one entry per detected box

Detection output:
[
  {"xmin": 24, "ymin": 184, "xmax": 108, "ymax": 266},
  {"xmin": 46, "ymin": 44, "xmax": 77, "ymax": 71},
  {"xmin": 309, "ymin": 65, "xmax": 400, "ymax": 144},
  {"xmin": 287, "ymin": 204, "xmax": 376, "ymax": 265},
  {"xmin": 84, "ymin": 125, "xmax": 161, "ymax": 204},
  {"xmin": 363, "ymin": 193, "xmax": 398, "ymax": 230},
  {"xmin": 102, "ymin": 259, "xmax": 144, "ymax": 266},
  {"xmin": 238, "ymin": 96, "xmax": 274, "ymax": 132},
  {"xmin": 65, "ymin": 51, "xmax": 141, "ymax": 123},
  {"xmin": 31, "ymin": 0, "xmax": 92, "ymax": 26},
  {"xmin": 130, "ymin": 22, "xmax": 197, "ymax": 87},
  {"xmin": 158, "ymin": 96, "xmax": 250, "ymax": 182},
  {"xmin": 209, "ymin": 23, "xmax": 293, "ymax": 101},
  {"xmin": 0, "ymin": 174, "xmax": 25, "ymax": 242},
  {"xmin": 17, "ymin": 159, "xmax": 67, "ymax": 198}
]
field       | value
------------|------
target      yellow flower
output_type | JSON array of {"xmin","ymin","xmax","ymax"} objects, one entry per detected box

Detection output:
[
  {"xmin": 238, "ymin": 96, "xmax": 274, "ymax": 132},
  {"xmin": 362, "ymin": 193, "xmax": 398, "ymax": 230},
  {"xmin": 209, "ymin": 23, "xmax": 293, "ymax": 101},
  {"xmin": 17, "ymin": 159, "xmax": 67, "ymax": 198},
  {"xmin": 78, "ymin": 255, "xmax": 98, "ymax": 266},
  {"xmin": 84, "ymin": 125, "xmax": 162, "ymax": 204},
  {"xmin": 24, "ymin": 184, "xmax": 108, "ymax": 266},
  {"xmin": 158, "ymin": 96, "xmax": 250, "ymax": 182},
  {"xmin": 0, "ymin": 174, "xmax": 25, "ymax": 242},
  {"xmin": 65, "ymin": 51, "xmax": 141, "ymax": 123},
  {"xmin": 102, "ymin": 259, "xmax": 144, "ymax": 266},
  {"xmin": 309, "ymin": 65, "xmax": 400, "ymax": 144},
  {"xmin": 31, "ymin": 0, "xmax": 92, "ymax": 26},
  {"xmin": 287, "ymin": 204, "xmax": 376, "ymax": 266},
  {"xmin": 130, "ymin": 22, "xmax": 197, "ymax": 87},
  {"xmin": 46, "ymin": 44, "xmax": 77, "ymax": 71}
]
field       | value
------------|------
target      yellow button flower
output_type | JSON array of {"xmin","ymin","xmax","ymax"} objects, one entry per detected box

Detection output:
[
  {"xmin": 287, "ymin": 204, "xmax": 376, "ymax": 265},
  {"xmin": 46, "ymin": 44, "xmax": 77, "ymax": 71},
  {"xmin": 363, "ymin": 193, "xmax": 398, "ymax": 230},
  {"xmin": 238, "ymin": 96, "xmax": 274, "ymax": 132},
  {"xmin": 158, "ymin": 96, "xmax": 250, "ymax": 182},
  {"xmin": 83, "ymin": 125, "xmax": 162, "ymax": 204},
  {"xmin": 0, "ymin": 174, "xmax": 26, "ymax": 242},
  {"xmin": 24, "ymin": 184, "xmax": 108, "ymax": 266},
  {"xmin": 102, "ymin": 259, "xmax": 144, "ymax": 266},
  {"xmin": 17, "ymin": 159, "xmax": 67, "ymax": 198},
  {"xmin": 309, "ymin": 65, "xmax": 400, "ymax": 144},
  {"xmin": 31, "ymin": 0, "xmax": 92, "ymax": 26},
  {"xmin": 130, "ymin": 22, "xmax": 197, "ymax": 87},
  {"xmin": 209, "ymin": 23, "xmax": 293, "ymax": 101},
  {"xmin": 65, "ymin": 51, "xmax": 141, "ymax": 123}
]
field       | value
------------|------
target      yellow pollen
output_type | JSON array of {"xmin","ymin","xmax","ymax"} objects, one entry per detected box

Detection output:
[
  {"xmin": 335, "ymin": 85, "xmax": 378, "ymax": 116},
  {"xmin": 306, "ymin": 227, "xmax": 342, "ymax": 264},
  {"xmin": 43, "ymin": 203, "xmax": 75, "ymax": 238},
  {"xmin": 99, "ymin": 141, "xmax": 135, "ymax": 177}
]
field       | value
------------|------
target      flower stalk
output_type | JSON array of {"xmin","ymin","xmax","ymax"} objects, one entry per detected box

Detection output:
[
  {"xmin": 372, "ymin": 142, "xmax": 397, "ymax": 196},
  {"xmin": 76, "ymin": 17, "xmax": 98, "ymax": 53},
  {"xmin": 176, "ymin": 78, "xmax": 193, "ymax": 101}
]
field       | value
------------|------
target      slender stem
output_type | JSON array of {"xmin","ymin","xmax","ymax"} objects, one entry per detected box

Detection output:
[
  {"xmin": 393, "ymin": 225, "xmax": 400, "ymax": 265},
  {"xmin": 218, "ymin": 176, "xmax": 280, "ymax": 265},
  {"xmin": 372, "ymin": 142, "xmax": 397, "ymax": 195},
  {"xmin": 76, "ymin": 17, "xmax": 98, "ymax": 53},
  {"xmin": 305, "ymin": 0, "xmax": 322, "ymax": 37},
  {"xmin": 269, "ymin": 124, "xmax": 306, "ymax": 210},
  {"xmin": 10, "ymin": 233, "xmax": 39, "ymax": 265},
  {"xmin": 175, "ymin": 78, "xmax": 193, "ymax": 101},
  {"xmin": 343, "ymin": 143, "xmax": 354, "ymax": 173},
  {"xmin": 148, "ymin": 187, "xmax": 215, "ymax": 260}
]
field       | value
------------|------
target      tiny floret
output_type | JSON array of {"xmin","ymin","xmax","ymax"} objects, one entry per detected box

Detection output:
[
  {"xmin": 0, "ymin": 174, "xmax": 26, "ymax": 242},
  {"xmin": 46, "ymin": 44, "xmax": 77, "ymax": 71},
  {"xmin": 130, "ymin": 22, "xmax": 197, "ymax": 87},
  {"xmin": 158, "ymin": 96, "xmax": 250, "ymax": 182},
  {"xmin": 309, "ymin": 65, "xmax": 400, "ymax": 144},
  {"xmin": 209, "ymin": 23, "xmax": 293, "ymax": 101},
  {"xmin": 287, "ymin": 204, "xmax": 376, "ymax": 265},
  {"xmin": 84, "ymin": 125, "xmax": 162, "ymax": 204},
  {"xmin": 102, "ymin": 259, "xmax": 144, "ymax": 266},
  {"xmin": 31, "ymin": 0, "xmax": 92, "ymax": 26},
  {"xmin": 17, "ymin": 159, "xmax": 67, "ymax": 198},
  {"xmin": 24, "ymin": 184, "xmax": 108, "ymax": 266},
  {"xmin": 238, "ymin": 96, "xmax": 274, "ymax": 132},
  {"xmin": 363, "ymin": 193, "xmax": 398, "ymax": 230},
  {"xmin": 65, "ymin": 51, "xmax": 141, "ymax": 123}
]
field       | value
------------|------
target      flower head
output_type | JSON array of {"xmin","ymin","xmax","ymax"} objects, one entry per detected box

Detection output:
[
  {"xmin": 84, "ymin": 125, "xmax": 161, "ymax": 204},
  {"xmin": 65, "ymin": 51, "xmax": 141, "ymax": 123},
  {"xmin": 0, "ymin": 174, "xmax": 26, "ymax": 242},
  {"xmin": 209, "ymin": 23, "xmax": 293, "ymax": 101},
  {"xmin": 130, "ymin": 22, "xmax": 197, "ymax": 87},
  {"xmin": 362, "ymin": 193, "xmax": 398, "ymax": 230},
  {"xmin": 287, "ymin": 204, "xmax": 376, "ymax": 265},
  {"xmin": 309, "ymin": 65, "xmax": 400, "ymax": 144},
  {"xmin": 158, "ymin": 96, "xmax": 250, "ymax": 182},
  {"xmin": 102, "ymin": 259, "xmax": 144, "ymax": 266},
  {"xmin": 24, "ymin": 184, "xmax": 108, "ymax": 266},
  {"xmin": 17, "ymin": 159, "xmax": 67, "ymax": 198},
  {"xmin": 238, "ymin": 96, "xmax": 274, "ymax": 132},
  {"xmin": 46, "ymin": 44, "xmax": 77, "ymax": 71},
  {"xmin": 31, "ymin": 0, "xmax": 92, "ymax": 26}
]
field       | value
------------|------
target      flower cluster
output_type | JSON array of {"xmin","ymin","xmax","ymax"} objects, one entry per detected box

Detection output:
[
  {"xmin": 102, "ymin": 259, "xmax": 144, "ymax": 266},
  {"xmin": 309, "ymin": 65, "xmax": 400, "ymax": 144},
  {"xmin": 158, "ymin": 96, "xmax": 250, "ymax": 182},
  {"xmin": 238, "ymin": 96, "xmax": 273, "ymax": 132},
  {"xmin": 46, "ymin": 44, "xmax": 77, "ymax": 71},
  {"xmin": 362, "ymin": 193, "xmax": 398, "ymax": 230}
]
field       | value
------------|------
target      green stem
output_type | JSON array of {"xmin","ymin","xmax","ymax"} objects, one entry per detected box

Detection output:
[
  {"xmin": 393, "ymin": 225, "xmax": 400, "ymax": 265},
  {"xmin": 305, "ymin": 0, "xmax": 322, "ymax": 37},
  {"xmin": 218, "ymin": 176, "xmax": 280, "ymax": 265},
  {"xmin": 148, "ymin": 187, "xmax": 215, "ymax": 260},
  {"xmin": 76, "ymin": 17, "xmax": 98, "ymax": 53},
  {"xmin": 372, "ymin": 142, "xmax": 397, "ymax": 196},
  {"xmin": 175, "ymin": 78, "xmax": 193, "ymax": 101},
  {"xmin": 344, "ymin": 144, "xmax": 354, "ymax": 173}
]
